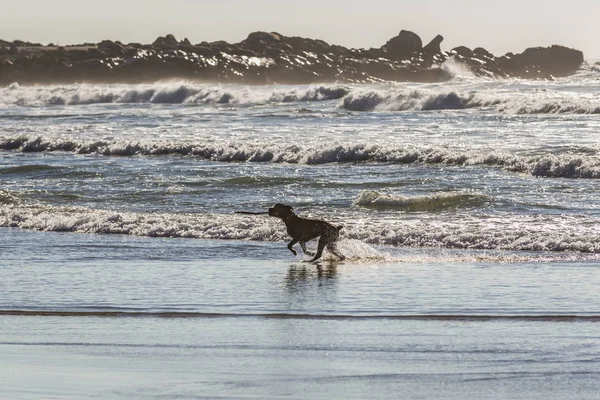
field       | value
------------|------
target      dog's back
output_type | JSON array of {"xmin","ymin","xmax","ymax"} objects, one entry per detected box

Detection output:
[{"xmin": 285, "ymin": 215, "xmax": 341, "ymax": 242}]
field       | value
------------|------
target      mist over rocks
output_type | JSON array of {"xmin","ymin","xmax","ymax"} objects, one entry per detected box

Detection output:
[{"xmin": 0, "ymin": 30, "xmax": 585, "ymax": 85}]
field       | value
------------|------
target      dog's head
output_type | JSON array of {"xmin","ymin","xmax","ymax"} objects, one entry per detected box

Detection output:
[{"xmin": 268, "ymin": 203, "xmax": 294, "ymax": 219}]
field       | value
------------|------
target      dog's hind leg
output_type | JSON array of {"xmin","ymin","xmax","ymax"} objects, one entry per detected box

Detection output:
[
  {"xmin": 287, "ymin": 239, "xmax": 298, "ymax": 256},
  {"xmin": 327, "ymin": 243, "xmax": 345, "ymax": 261},
  {"xmin": 300, "ymin": 241, "xmax": 314, "ymax": 256},
  {"xmin": 309, "ymin": 238, "xmax": 327, "ymax": 262}
]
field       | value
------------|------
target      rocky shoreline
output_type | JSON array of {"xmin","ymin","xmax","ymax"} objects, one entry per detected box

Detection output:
[{"xmin": 0, "ymin": 30, "xmax": 585, "ymax": 85}]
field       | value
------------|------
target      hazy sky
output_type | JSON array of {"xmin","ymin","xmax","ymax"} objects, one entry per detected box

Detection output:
[{"xmin": 1, "ymin": 0, "xmax": 598, "ymax": 58}]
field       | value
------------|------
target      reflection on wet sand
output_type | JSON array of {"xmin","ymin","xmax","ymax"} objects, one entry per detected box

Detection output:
[{"xmin": 284, "ymin": 261, "xmax": 339, "ymax": 292}]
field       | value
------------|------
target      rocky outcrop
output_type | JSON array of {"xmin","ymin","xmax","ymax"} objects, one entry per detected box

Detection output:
[
  {"xmin": 0, "ymin": 31, "xmax": 586, "ymax": 85},
  {"xmin": 514, "ymin": 45, "xmax": 584, "ymax": 77},
  {"xmin": 382, "ymin": 30, "xmax": 423, "ymax": 60},
  {"xmin": 423, "ymin": 35, "xmax": 444, "ymax": 55},
  {"xmin": 97, "ymin": 40, "xmax": 129, "ymax": 56},
  {"xmin": 152, "ymin": 34, "xmax": 178, "ymax": 48}
]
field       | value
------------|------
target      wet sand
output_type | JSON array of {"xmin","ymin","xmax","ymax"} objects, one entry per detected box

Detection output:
[
  {"xmin": 2, "ymin": 315, "xmax": 600, "ymax": 399},
  {"xmin": 1, "ymin": 230, "xmax": 600, "ymax": 398}
]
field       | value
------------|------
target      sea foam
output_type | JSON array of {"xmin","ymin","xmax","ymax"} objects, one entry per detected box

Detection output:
[
  {"xmin": 3, "ymin": 135, "xmax": 600, "ymax": 179},
  {"xmin": 0, "ymin": 83, "xmax": 349, "ymax": 107},
  {"xmin": 2, "ymin": 204, "xmax": 600, "ymax": 254},
  {"xmin": 341, "ymin": 87, "xmax": 600, "ymax": 114},
  {"xmin": 1, "ymin": 82, "xmax": 599, "ymax": 114}
]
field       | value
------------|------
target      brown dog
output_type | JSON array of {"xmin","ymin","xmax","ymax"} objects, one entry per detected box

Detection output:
[{"xmin": 268, "ymin": 203, "xmax": 345, "ymax": 262}]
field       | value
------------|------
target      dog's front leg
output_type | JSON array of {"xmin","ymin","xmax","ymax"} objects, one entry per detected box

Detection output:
[
  {"xmin": 287, "ymin": 239, "xmax": 298, "ymax": 256},
  {"xmin": 300, "ymin": 241, "xmax": 314, "ymax": 256}
]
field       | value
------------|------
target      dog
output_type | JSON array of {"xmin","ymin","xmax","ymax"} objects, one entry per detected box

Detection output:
[{"xmin": 268, "ymin": 203, "xmax": 345, "ymax": 262}]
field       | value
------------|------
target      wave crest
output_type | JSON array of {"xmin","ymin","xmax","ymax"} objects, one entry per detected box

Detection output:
[
  {"xmin": 353, "ymin": 190, "xmax": 488, "ymax": 212},
  {"xmin": 1, "ymin": 83, "xmax": 599, "ymax": 114},
  {"xmin": 3, "ymin": 136, "xmax": 600, "ymax": 179},
  {"xmin": 0, "ymin": 83, "xmax": 349, "ymax": 106},
  {"xmin": 341, "ymin": 87, "xmax": 600, "ymax": 114},
  {"xmin": 342, "ymin": 89, "xmax": 482, "ymax": 112}
]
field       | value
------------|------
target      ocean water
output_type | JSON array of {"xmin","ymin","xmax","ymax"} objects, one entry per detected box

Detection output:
[{"xmin": 2, "ymin": 64, "xmax": 600, "ymax": 398}]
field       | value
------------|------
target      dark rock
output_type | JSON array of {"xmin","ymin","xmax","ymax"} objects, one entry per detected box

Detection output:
[
  {"xmin": 153, "ymin": 34, "xmax": 178, "ymax": 48},
  {"xmin": 65, "ymin": 49, "xmax": 91, "ymax": 62},
  {"xmin": 98, "ymin": 40, "xmax": 128, "ymax": 56},
  {"xmin": 13, "ymin": 40, "xmax": 43, "ymax": 47},
  {"xmin": 473, "ymin": 47, "xmax": 495, "ymax": 59},
  {"xmin": 360, "ymin": 48, "xmax": 386, "ymax": 60},
  {"xmin": 382, "ymin": 30, "xmax": 423, "ymax": 60},
  {"xmin": 284, "ymin": 36, "xmax": 331, "ymax": 54},
  {"xmin": 243, "ymin": 31, "xmax": 282, "ymax": 45},
  {"xmin": 452, "ymin": 46, "xmax": 474, "ymax": 58},
  {"xmin": 240, "ymin": 31, "xmax": 282, "ymax": 54},
  {"xmin": 423, "ymin": 35, "xmax": 443, "ymax": 55},
  {"xmin": 514, "ymin": 45, "xmax": 584, "ymax": 77}
]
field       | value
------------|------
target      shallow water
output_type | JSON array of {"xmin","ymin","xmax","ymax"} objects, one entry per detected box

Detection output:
[
  {"xmin": 2, "ymin": 229, "xmax": 600, "ymax": 318},
  {"xmin": 2, "ymin": 230, "xmax": 600, "ymax": 399},
  {"xmin": 2, "ymin": 73, "xmax": 600, "ymax": 397}
]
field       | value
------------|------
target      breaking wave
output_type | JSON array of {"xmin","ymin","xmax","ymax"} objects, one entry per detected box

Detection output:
[
  {"xmin": 2, "ymin": 82, "xmax": 599, "ymax": 114},
  {"xmin": 353, "ymin": 190, "xmax": 489, "ymax": 212},
  {"xmin": 341, "ymin": 87, "xmax": 600, "ymax": 114},
  {"xmin": 2, "ymin": 204, "xmax": 600, "ymax": 253},
  {"xmin": 3, "ymin": 136, "xmax": 600, "ymax": 179},
  {"xmin": 0, "ymin": 83, "xmax": 349, "ymax": 106}
]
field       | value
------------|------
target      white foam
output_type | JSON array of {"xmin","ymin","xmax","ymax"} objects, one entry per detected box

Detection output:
[
  {"xmin": 0, "ymin": 82, "xmax": 349, "ymax": 107},
  {"xmin": 1, "ymin": 82, "xmax": 599, "ymax": 114},
  {"xmin": 332, "ymin": 239, "xmax": 392, "ymax": 262},
  {"xmin": 3, "ymin": 135, "xmax": 600, "ymax": 179},
  {"xmin": 341, "ymin": 85, "xmax": 600, "ymax": 113},
  {"xmin": 2, "ymin": 204, "xmax": 600, "ymax": 254}
]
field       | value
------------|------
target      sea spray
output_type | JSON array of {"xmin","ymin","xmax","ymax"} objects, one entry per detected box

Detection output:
[{"xmin": 332, "ymin": 239, "xmax": 392, "ymax": 262}]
